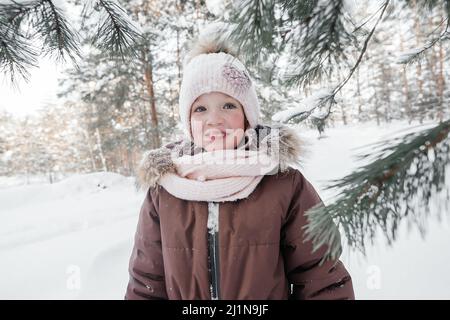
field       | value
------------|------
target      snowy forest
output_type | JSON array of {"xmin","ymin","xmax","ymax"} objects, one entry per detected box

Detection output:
[
  {"xmin": 1, "ymin": 0, "xmax": 448, "ymax": 181},
  {"xmin": 1, "ymin": 0, "xmax": 450, "ymax": 299}
]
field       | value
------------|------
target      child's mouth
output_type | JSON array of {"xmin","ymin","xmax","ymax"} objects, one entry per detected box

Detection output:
[
  {"xmin": 207, "ymin": 130, "xmax": 227, "ymax": 142},
  {"xmin": 210, "ymin": 133, "xmax": 225, "ymax": 142}
]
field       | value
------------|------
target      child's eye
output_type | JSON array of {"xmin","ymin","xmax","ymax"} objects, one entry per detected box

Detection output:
[
  {"xmin": 224, "ymin": 103, "xmax": 236, "ymax": 109},
  {"xmin": 193, "ymin": 106, "xmax": 206, "ymax": 112}
]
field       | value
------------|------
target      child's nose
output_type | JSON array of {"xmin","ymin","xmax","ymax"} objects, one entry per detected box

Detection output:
[{"xmin": 206, "ymin": 110, "xmax": 225, "ymax": 126}]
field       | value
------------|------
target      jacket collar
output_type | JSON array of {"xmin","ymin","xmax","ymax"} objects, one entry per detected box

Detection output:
[{"xmin": 136, "ymin": 123, "xmax": 304, "ymax": 190}]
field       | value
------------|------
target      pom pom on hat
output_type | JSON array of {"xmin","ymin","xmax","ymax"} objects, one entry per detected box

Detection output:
[{"xmin": 182, "ymin": 33, "xmax": 237, "ymax": 67}]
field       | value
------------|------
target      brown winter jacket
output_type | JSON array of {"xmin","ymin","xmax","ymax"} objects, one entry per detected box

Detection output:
[{"xmin": 125, "ymin": 124, "xmax": 355, "ymax": 300}]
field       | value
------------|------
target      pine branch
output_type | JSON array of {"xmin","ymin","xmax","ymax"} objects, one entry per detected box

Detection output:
[
  {"xmin": 216, "ymin": 0, "xmax": 278, "ymax": 66},
  {"xmin": 31, "ymin": 0, "xmax": 81, "ymax": 63},
  {"xmin": 405, "ymin": 0, "xmax": 450, "ymax": 18},
  {"xmin": 304, "ymin": 120, "xmax": 450, "ymax": 262},
  {"xmin": 0, "ymin": 19, "xmax": 38, "ymax": 85},
  {"xmin": 89, "ymin": 0, "xmax": 144, "ymax": 61},
  {"xmin": 398, "ymin": 0, "xmax": 450, "ymax": 65},
  {"xmin": 331, "ymin": 1, "xmax": 389, "ymax": 96},
  {"xmin": 278, "ymin": 1, "xmax": 389, "ymax": 132},
  {"xmin": 0, "ymin": 0, "xmax": 80, "ymax": 82},
  {"xmin": 0, "ymin": 0, "xmax": 43, "ymax": 84},
  {"xmin": 271, "ymin": 89, "xmax": 336, "ymax": 127},
  {"xmin": 280, "ymin": 0, "xmax": 357, "ymax": 89},
  {"xmin": 396, "ymin": 18, "xmax": 449, "ymax": 65},
  {"xmin": 219, "ymin": 0, "xmax": 389, "ymax": 132},
  {"xmin": 0, "ymin": 0, "xmax": 42, "ymax": 29},
  {"xmin": 350, "ymin": 2, "xmax": 388, "ymax": 35},
  {"xmin": 0, "ymin": 0, "xmax": 143, "ymax": 85}
]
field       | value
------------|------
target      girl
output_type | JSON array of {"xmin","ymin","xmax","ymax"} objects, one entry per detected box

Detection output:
[{"xmin": 124, "ymin": 35, "xmax": 354, "ymax": 300}]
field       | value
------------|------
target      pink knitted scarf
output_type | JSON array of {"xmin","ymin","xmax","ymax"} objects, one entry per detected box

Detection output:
[
  {"xmin": 137, "ymin": 124, "xmax": 303, "ymax": 202},
  {"xmin": 158, "ymin": 143, "xmax": 279, "ymax": 202}
]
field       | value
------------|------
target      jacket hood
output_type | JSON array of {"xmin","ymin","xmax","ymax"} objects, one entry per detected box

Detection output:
[{"xmin": 136, "ymin": 123, "xmax": 305, "ymax": 190}]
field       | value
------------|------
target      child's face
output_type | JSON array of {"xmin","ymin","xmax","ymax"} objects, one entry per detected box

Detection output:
[{"xmin": 190, "ymin": 92, "xmax": 246, "ymax": 151}]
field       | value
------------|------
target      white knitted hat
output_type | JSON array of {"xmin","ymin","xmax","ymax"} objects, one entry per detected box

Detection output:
[{"xmin": 179, "ymin": 36, "xmax": 260, "ymax": 140}]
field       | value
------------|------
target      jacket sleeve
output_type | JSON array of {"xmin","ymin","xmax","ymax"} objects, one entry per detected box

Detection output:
[
  {"xmin": 281, "ymin": 170, "xmax": 355, "ymax": 300},
  {"xmin": 125, "ymin": 187, "xmax": 168, "ymax": 300}
]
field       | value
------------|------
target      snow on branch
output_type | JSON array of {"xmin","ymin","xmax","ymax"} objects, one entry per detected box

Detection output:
[
  {"xmin": 271, "ymin": 89, "xmax": 334, "ymax": 123},
  {"xmin": 397, "ymin": 18, "xmax": 449, "ymax": 65}
]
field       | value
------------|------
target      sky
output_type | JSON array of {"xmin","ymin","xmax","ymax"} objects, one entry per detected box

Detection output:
[
  {"xmin": 0, "ymin": 57, "xmax": 65, "ymax": 118},
  {"xmin": 0, "ymin": 0, "xmax": 78, "ymax": 119}
]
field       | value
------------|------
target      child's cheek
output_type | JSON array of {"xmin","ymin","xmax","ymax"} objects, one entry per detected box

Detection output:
[
  {"xmin": 224, "ymin": 114, "xmax": 245, "ymax": 148},
  {"xmin": 225, "ymin": 128, "xmax": 244, "ymax": 149},
  {"xmin": 226, "ymin": 112, "xmax": 245, "ymax": 130},
  {"xmin": 190, "ymin": 116, "xmax": 204, "ymax": 144}
]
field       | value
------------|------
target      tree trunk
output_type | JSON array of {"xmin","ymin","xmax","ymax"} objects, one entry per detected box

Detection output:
[
  {"xmin": 175, "ymin": 15, "xmax": 182, "ymax": 122},
  {"xmin": 380, "ymin": 63, "xmax": 391, "ymax": 123},
  {"xmin": 400, "ymin": 33, "xmax": 412, "ymax": 123},
  {"xmin": 176, "ymin": 2, "xmax": 182, "ymax": 93},
  {"xmin": 82, "ymin": 128, "xmax": 97, "ymax": 171},
  {"xmin": 437, "ymin": 41, "xmax": 445, "ymax": 122},
  {"xmin": 413, "ymin": 0, "xmax": 424, "ymax": 98},
  {"xmin": 142, "ymin": 48, "xmax": 161, "ymax": 149},
  {"xmin": 340, "ymin": 104, "xmax": 347, "ymax": 125},
  {"xmin": 95, "ymin": 128, "xmax": 108, "ymax": 172},
  {"xmin": 356, "ymin": 66, "xmax": 363, "ymax": 121}
]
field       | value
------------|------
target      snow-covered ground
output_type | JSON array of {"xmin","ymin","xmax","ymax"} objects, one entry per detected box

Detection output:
[
  {"xmin": 1, "ymin": 120, "xmax": 449, "ymax": 299},
  {"xmin": 0, "ymin": 173, "xmax": 142, "ymax": 299}
]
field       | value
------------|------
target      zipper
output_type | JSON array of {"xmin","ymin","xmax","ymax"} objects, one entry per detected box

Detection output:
[{"xmin": 207, "ymin": 202, "xmax": 220, "ymax": 300}]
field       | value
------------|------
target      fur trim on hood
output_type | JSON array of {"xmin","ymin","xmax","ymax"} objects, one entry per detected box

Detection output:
[{"xmin": 136, "ymin": 124, "xmax": 305, "ymax": 190}]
